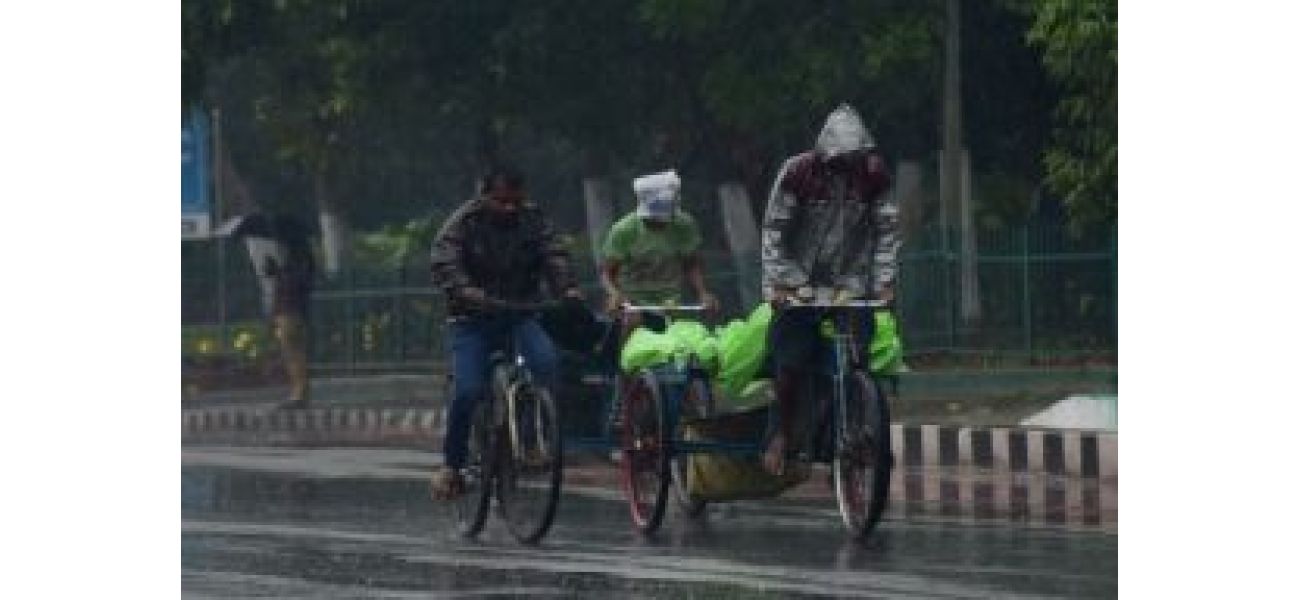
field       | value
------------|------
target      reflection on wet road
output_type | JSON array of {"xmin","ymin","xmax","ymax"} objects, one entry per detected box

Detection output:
[{"xmin": 182, "ymin": 447, "xmax": 1116, "ymax": 598}]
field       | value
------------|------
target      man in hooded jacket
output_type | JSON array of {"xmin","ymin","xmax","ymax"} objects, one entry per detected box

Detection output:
[{"xmin": 760, "ymin": 104, "xmax": 900, "ymax": 475}]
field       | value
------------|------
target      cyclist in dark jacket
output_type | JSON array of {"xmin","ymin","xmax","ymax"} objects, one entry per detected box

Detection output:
[
  {"xmin": 429, "ymin": 165, "xmax": 584, "ymax": 498},
  {"xmin": 760, "ymin": 104, "xmax": 899, "ymax": 476}
]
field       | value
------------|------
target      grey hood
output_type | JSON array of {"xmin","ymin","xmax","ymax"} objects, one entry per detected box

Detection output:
[{"xmin": 814, "ymin": 104, "xmax": 876, "ymax": 158}]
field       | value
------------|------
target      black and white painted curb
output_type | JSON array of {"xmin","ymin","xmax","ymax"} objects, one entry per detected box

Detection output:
[
  {"xmin": 886, "ymin": 424, "xmax": 1117, "ymax": 528},
  {"xmin": 182, "ymin": 408, "xmax": 1115, "ymax": 477},
  {"xmin": 182, "ymin": 407, "xmax": 442, "ymax": 446},
  {"xmin": 891, "ymin": 424, "xmax": 1117, "ymax": 482}
]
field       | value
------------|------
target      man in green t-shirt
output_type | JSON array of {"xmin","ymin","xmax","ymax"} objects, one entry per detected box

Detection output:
[{"xmin": 599, "ymin": 170, "xmax": 718, "ymax": 325}]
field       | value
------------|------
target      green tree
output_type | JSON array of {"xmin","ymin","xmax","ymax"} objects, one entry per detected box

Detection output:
[{"xmin": 1015, "ymin": 0, "xmax": 1117, "ymax": 228}]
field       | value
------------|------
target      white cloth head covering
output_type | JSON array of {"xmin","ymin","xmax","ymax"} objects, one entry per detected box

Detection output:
[{"xmin": 632, "ymin": 170, "xmax": 681, "ymax": 219}]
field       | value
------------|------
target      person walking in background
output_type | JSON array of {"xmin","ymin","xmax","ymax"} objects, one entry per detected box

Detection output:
[
  {"xmin": 264, "ymin": 215, "xmax": 316, "ymax": 409},
  {"xmin": 220, "ymin": 212, "xmax": 317, "ymax": 409}
]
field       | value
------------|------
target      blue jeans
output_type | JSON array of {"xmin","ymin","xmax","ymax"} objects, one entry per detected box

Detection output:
[{"xmin": 444, "ymin": 315, "xmax": 560, "ymax": 470}]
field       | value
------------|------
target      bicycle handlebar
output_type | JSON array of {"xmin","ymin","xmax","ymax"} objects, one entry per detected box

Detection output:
[
  {"xmin": 784, "ymin": 299, "xmax": 888, "ymax": 309},
  {"xmin": 621, "ymin": 303, "xmax": 708, "ymax": 313}
]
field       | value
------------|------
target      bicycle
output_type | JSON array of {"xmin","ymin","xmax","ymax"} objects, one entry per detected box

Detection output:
[
  {"xmin": 776, "ymin": 295, "xmax": 893, "ymax": 539},
  {"xmin": 451, "ymin": 298, "xmax": 565, "ymax": 545},
  {"xmin": 615, "ymin": 303, "xmax": 715, "ymax": 535}
]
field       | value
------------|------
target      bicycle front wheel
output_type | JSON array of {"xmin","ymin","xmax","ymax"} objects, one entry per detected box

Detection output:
[
  {"xmin": 619, "ymin": 371, "xmax": 670, "ymax": 535},
  {"xmin": 453, "ymin": 397, "xmax": 493, "ymax": 539},
  {"xmin": 833, "ymin": 371, "xmax": 893, "ymax": 540},
  {"xmin": 496, "ymin": 382, "xmax": 564, "ymax": 545}
]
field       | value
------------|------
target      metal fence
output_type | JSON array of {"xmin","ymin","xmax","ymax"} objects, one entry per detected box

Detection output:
[
  {"xmin": 181, "ymin": 222, "xmax": 1115, "ymax": 374},
  {"xmin": 898, "ymin": 223, "xmax": 1116, "ymax": 359}
]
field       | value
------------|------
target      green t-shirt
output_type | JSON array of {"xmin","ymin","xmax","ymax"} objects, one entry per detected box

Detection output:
[{"xmin": 602, "ymin": 211, "xmax": 702, "ymax": 304}]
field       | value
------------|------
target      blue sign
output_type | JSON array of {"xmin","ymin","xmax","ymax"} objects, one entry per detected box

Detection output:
[{"xmin": 182, "ymin": 109, "xmax": 211, "ymax": 238}]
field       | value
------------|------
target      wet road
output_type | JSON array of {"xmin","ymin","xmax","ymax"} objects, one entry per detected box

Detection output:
[{"xmin": 182, "ymin": 447, "xmax": 1116, "ymax": 598}]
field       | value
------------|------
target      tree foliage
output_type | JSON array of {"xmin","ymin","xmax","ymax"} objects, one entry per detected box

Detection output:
[
  {"xmin": 182, "ymin": 0, "xmax": 1116, "ymax": 239},
  {"xmin": 1015, "ymin": 0, "xmax": 1117, "ymax": 228}
]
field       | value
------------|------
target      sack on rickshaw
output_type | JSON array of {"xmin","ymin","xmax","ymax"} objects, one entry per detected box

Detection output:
[
  {"xmin": 681, "ymin": 405, "xmax": 810, "ymax": 502},
  {"xmin": 714, "ymin": 303, "xmax": 775, "ymax": 400},
  {"xmin": 714, "ymin": 305, "xmax": 906, "ymax": 406},
  {"xmin": 665, "ymin": 319, "xmax": 719, "ymax": 373},
  {"xmin": 618, "ymin": 319, "xmax": 718, "ymax": 374}
]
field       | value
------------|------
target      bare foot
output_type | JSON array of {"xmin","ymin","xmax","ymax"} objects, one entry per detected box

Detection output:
[
  {"xmin": 429, "ymin": 467, "xmax": 465, "ymax": 501},
  {"xmin": 763, "ymin": 432, "xmax": 787, "ymax": 476}
]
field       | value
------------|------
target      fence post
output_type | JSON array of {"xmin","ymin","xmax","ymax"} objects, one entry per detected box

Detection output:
[
  {"xmin": 944, "ymin": 226, "xmax": 957, "ymax": 349},
  {"xmin": 397, "ymin": 266, "xmax": 406, "ymax": 365},
  {"xmin": 212, "ymin": 108, "xmax": 228, "ymax": 356},
  {"xmin": 346, "ymin": 265, "xmax": 357, "ymax": 375},
  {"xmin": 1110, "ymin": 227, "xmax": 1118, "ymax": 346},
  {"xmin": 1022, "ymin": 223, "xmax": 1032, "ymax": 356}
]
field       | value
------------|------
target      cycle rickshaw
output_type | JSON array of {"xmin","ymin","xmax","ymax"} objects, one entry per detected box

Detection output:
[{"xmin": 559, "ymin": 291, "xmax": 894, "ymax": 540}]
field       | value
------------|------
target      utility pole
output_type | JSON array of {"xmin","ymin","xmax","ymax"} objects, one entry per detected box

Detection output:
[
  {"xmin": 212, "ymin": 107, "xmax": 228, "ymax": 353},
  {"xmin": 940, "ymin": 0, "xmax": 981, "ymax": 325}
]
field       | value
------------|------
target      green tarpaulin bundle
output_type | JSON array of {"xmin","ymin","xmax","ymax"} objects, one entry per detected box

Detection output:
[
  {"xmin": 714, "ymin": 303, "xmax": 775, "ymax": 399},
  {"xmin": 619, "ymin": 319, "xmax": 718, "ymax": 374},
  {"xmin": 619, "ymin": 304, "xmax": 905, "ymax": 399},
  {"xmin": 867, "ymin": 310, "xmax": 904, "ymax": 375}
]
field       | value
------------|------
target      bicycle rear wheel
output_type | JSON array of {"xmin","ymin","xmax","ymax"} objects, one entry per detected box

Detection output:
[
  {"xmin": 833, "ymin": 371, "xmax": 892, "ymax": 540},
  {"xmin": 496, "ymin": 381, "xmax": 563, "ymax": 545},
  {"xmin": 453, "ymin": 397, "xmax": 493, "ymax": 539},
  {"xmin": 619, "ymin": 371, "xmax": 670, "ymax": 535}
]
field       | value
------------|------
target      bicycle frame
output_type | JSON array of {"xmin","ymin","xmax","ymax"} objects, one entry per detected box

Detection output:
[
  {"xmin": 824, "ymin": 309, "xmax": 864, "ymax": 463},
  {"xmin": 459, "ymin": 302, "xmax": 558, "ymax": 464},
  {"xmin": 500, "ymin": 354, "xmax": 537, "ymax": 463}
]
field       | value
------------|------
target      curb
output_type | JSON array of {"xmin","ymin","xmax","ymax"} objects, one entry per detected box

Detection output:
[
  {"xmin": 892, "ymin": 424, "xmax": 1117, "ymax": 483},
  {"xmin": 182, "ymin": 407, "xmax": 1116, "ymax": 481},
  {"xmin": 182, "ymin": 407, "xmax": 441, "ymax": 447}
]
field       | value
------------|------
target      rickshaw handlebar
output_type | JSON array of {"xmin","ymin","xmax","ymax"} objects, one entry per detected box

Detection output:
[
  {"xmin": 784, "ymin": 299, "xmax": 889, "ymax": 309},
  {"xmin": 621, "ymin": 304, "xmax": 708, "ymax": 313}
]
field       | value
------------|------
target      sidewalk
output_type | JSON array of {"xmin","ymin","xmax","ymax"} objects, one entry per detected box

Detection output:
[
  {"xmin": 183, "ymin": 367, "xmax": 1117, "ymax": 427},
  {"xmin": 185, "ymin": 373, "xmax": 441, "ymax": 409}
]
